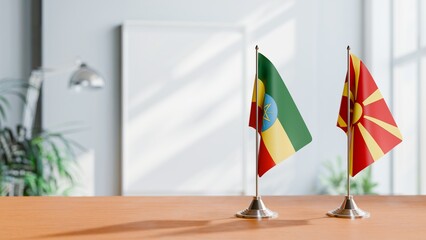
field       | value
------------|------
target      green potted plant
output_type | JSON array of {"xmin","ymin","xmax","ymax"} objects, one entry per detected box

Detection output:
[
  {"xmin": 0, "ymin": 79, "xmax": 80, "ymax": 196},
  {"xmin": 319, "ymin": 156, "xmax": 378, "ymax": 195}
]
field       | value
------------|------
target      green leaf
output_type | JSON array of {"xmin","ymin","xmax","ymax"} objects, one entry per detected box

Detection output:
[
  {"xmin": 319, "ymin": 156, "xmax": 379, "ymax": 195},
  {"xmin": 0, "ymin": 105, "xmax": 7, "ymax": 122},
  {"xmin": 0, "ymin": 96, "xmax": 11, "ymax": 108},
  {"xmin": 0, "ymin": 123, "xmax": 81, "ymax": 196},
  {"xmin": 24, "ymin": 173, "xmax": 37, "ymax": 194}
]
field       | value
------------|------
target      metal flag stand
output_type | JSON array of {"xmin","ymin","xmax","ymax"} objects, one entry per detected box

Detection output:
[
  {"xmin": 236, "ymin": 45, "xmax": 277, "ymax": 219},
  {"xmin": 326, "ymin": 46, "xmax": 370, "ymax": 219}
]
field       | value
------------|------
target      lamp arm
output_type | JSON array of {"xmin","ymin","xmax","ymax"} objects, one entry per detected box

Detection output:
[
  {"xmin": 35, "ymin": 60, "xmax": 81, "ymax": 77},
  {"xmin": 22, "ymin": 60, "xmax": 81, "ymax": 137},
  {"xmin": 22, "ymin": 60, "xmax": 103, "ymax": 136},
  {"xmin": 22, "ymin": 72, "xmax": 43, "ymax": 137}
]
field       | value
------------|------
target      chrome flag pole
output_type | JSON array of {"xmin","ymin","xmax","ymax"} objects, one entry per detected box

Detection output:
[
  {"xmin": 327, "ymin": 46, "xmax": 369, "ymax": 219},
  {"xmin": 236, "ymin": 45, "xmax": 277, "ymax": 219},
  {"xmin": 256, "ymin": 44, "xmax": 259, "ymax": 199}
]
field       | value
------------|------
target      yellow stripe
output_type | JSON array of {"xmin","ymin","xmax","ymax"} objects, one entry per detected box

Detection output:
[
  {"xmin": 342, "ymin": 82, "xmax": 354, "ymax": 102},
  {"xmin": 252, "ymin": 78, "xmax": 265, "ymax": 108},
  {"xmin": 364, "ymin": 115, "xmax": 403, "ymax": 140},
  {"xmin": 337, "ymin": 115, "xmax": 347, "ymax": 128},
  {"xmin": 261, "ymin": 119, "xmax": 295, "ymax": 164},
  {"xmin": 362, "ymin": 89, "xmax": 383, "ymax": 106},
  {"xmin": 357, "ymin": 123, "xmax": 385, "ymax": 161},
  {"xmin": 351, "ymin": 54, "xmax": 361, "ymax": 99}
]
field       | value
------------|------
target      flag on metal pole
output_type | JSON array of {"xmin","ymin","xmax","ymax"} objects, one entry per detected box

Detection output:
[
  {"xmin": 328, "ymin": 48, "xmax": 402, "ymax": 219},
  {"xmin": 336, "ymin": 53, "xmax": 402, "ymax": 177},
  {"xmin": 249, "ymin": 53, "xmax": 312, "ymax": 177},
  {"xmin": 237, "ymin": 46, "xmax": 311, "ymax": 219}
]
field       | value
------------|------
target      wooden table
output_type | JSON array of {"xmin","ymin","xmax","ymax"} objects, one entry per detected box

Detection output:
[{"xmin": 1, "ymin": 196, "xmax": 425, "ymax": 239}]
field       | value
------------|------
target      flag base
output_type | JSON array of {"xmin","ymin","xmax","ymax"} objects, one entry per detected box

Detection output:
[
  {"xmin": 327, "ymin": 195, "xmax": 370, "ymax": 219},
  {"xmin": 236, "ymin": 196, "xmax": 278, "ymax": 219}
]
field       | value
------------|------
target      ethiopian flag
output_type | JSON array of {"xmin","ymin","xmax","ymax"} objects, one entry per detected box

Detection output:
[
  {"xmin": 249, "ymin": 53, "xmax": 312, "ymax": 177},
  {"xmin": 337, "ymin": 53, "xmax": 402, "ymax": 176}
]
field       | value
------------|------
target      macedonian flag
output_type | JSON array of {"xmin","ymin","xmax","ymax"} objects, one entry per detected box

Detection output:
[
  {"xmin": 249, "ymin": 53, "xmax": 312, "ymax": 177},
  {"xmin": 337, "ymin": 53, "xmax": 402, "ymax": 177}
]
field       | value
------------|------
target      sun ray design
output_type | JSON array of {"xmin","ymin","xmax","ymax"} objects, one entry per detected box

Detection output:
[
  {"xmin": 362, "ymin": 89, "xmax": 383, "ymax": 106},
  {"xmin": 364, "ymin": 115, "xmax": 402, "ymax": 139},
  {"xmin": 337, "ymin": 53, "xmax": 402, "ymax": 176},
  {"xmin": 352, "ymin": 55, "xmax": 360, "ymax": 99},
  {"xmin": 357, "ymin": 123, "xmax": 385, "ymax": 160}
]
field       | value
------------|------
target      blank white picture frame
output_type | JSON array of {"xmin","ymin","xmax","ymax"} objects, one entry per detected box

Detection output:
[{"xmin": 121, "ymin": 21, "xmax": 248, "ymax": 195}]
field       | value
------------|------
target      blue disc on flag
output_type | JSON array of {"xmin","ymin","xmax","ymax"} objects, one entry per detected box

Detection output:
[{"xmin": 262, "ymin": 94, "xmax": 278, "ymax": 132}]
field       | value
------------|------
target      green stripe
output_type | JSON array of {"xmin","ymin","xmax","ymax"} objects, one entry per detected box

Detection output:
[{"xmin": 258, "ymin": 53, "xmax": 312, "ymax": 150}]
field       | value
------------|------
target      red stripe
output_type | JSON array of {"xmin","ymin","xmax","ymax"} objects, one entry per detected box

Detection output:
[
  {"xmin": 357, "ymin": 61, "xmax": 379, "ymax": 103},
  {"xmin": 361, "ymin": 117, "xmax": 402, "ymax": 154},
  {"xmin": 364, "ymin": 99, "xmax": 397, "ymax": 126},
  {"xmin": 337, "ymin": 60, "xmax": 356, "ymax": 132},
  {"xmin": 249, "ymin": 102, "xmax": 263, "ymax": 134},
  {"xmin": 250, "ymin": 102, "xmax": 274, "ymax": 177},
  {"xmin": 352, "ymin": 125, "xmax": 374, "ymax": 176},
  {"xmin": 258, "ymin": 139, "xmax": 276, "ymax": 177}
]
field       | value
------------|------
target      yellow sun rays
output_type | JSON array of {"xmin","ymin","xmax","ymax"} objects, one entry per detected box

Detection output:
[
  {"xmin": 350, "ymin": 54, "xmax": 361, "ymax": 99},
  {"xmin": 364, "ymin": 115, "xmax": 403, "ymax": 140},
  {"xmin": 357, "ymin": 123, "xmax": 385, "ymax": 161},
  {"xmin": 362, "ymin": 89, "xmax": 383, "ymax": 106}
]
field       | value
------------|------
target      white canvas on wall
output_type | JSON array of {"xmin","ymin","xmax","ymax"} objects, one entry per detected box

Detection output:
[{"xmin": 121, "ymin": 21, "xmax": 248, "ymax": 195}]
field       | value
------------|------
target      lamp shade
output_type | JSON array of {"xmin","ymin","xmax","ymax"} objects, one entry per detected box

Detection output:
[{"xmin": 69, "ymin": 63, "xmax": 105, "ymax": 90}]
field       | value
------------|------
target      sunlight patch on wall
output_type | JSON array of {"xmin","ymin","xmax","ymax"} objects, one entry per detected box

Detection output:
[{"xmin": 393, "ymin": 61, "xmax": 418, "ymax": 194}]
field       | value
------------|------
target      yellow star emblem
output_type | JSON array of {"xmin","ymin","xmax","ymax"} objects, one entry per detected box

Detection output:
[{"xmin": 263, "ymin": 103, "xmax": 271, "ymax": 122}]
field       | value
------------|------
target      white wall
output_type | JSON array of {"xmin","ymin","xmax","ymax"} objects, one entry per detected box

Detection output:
[
  {"xmin": 365, "ymin": 0, "xmax": 426, "ymax": 195},
  {"xmin": 0, "ymin": 0, "xmax": 32, "ymax": 127},
  {"xmin": 315, "ymin": 0, "xmax": 364, "ymax": 192},
  {"xmin": 43, "ymin": 0, "xmax": 363, "ymax": 195},
  {"xmin": 364, "ymin": 0, "xmax": 393, "ymax": 194}
]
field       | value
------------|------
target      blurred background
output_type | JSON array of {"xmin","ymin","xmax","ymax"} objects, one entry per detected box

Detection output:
[{"xmin": 0, "ymin": 0, "xmax": 424, "ymax": 196}]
